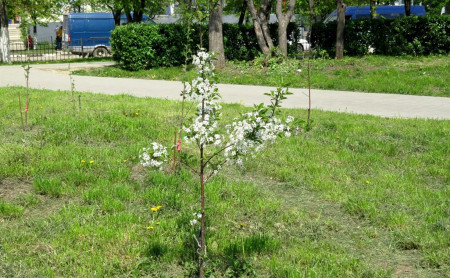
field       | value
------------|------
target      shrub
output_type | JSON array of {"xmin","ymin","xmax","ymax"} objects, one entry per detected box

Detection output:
[
  {"xmin": 311, "ymin": 16, "xmax": 450, "ymax": 56},
  {"xmin": 111, "ymin": 22, "xmax": 301, "ymax": 71}
]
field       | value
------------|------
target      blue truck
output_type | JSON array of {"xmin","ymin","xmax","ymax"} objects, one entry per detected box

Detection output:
[
  {"xmin": 63, "ymin": 13, "xmax": 154, "ymax": 57},
  {"xmin": 324, "ymin": 5, "xmax": 426, "ymax": 23}
]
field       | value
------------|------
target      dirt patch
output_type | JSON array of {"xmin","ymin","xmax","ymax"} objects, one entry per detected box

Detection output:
[
  {"xmin": 0, "ymin": 178, "xmax": 33, "ymax": 201},
  {"xmin": 131, "ymin": 164, "xmax": 147, "ymax": 183}
]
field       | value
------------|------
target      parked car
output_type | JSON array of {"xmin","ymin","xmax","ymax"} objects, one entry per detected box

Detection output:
[
  {"xmin": 63, "ymin": 13, "xmax": 155, "ymax": 57},
  {"xmin": 298, "ymin": 38, "xmax": 311, "ymax": 52},
  {"xmin": 323, "ymin": 5, "xmax": 426, "ymax": 23}
]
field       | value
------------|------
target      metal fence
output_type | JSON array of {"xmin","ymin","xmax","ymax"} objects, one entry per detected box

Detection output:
[{"xmin": 9, "ymin": 37, "xmax": 84, "ymax": 63}]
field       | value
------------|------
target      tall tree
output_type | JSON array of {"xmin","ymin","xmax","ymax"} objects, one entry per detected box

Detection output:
[
  {"xmin": 209, "ymin": 0, "xmax": 225, "ymax": 68},
  {"xmin": 275, "ymin": 0, "xmax": 295, "ymax": 57},
  {"xmin": 15, "ymin": 0, "xmax": 64, "ymax": 36},
  {"xmin": 308, "ymin": 0, "xmax": 316, "ymax": 25},
  {"xmin": 335, "ymin": 0, "xmax": 345, "ymax": 59},
  {"xmin": 238, "ymin": 0, "xmax": 247, "ymax": 25},
  {"xmin": 404, "ymin": 0, "xmax": 411, "ymax": 16},
  {"xmin": 0, "ymin": 0, "xmax": 9, "ymax": 63},
  {"xmin": 247, "ymin": 0, "xmax": 273, "ymax": 56},
  {"xmin": 96, "ymin": 0, "xmax": 124, "ymax": 26},
  {"xmin": 370, "ymin": 0, "xmax": 376, "ymax": 19}
]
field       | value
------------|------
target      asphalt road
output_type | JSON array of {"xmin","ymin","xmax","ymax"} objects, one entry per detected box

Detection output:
[{"xmin": 1, "ymin": 61, "xmax": 449, "ymax": 120}]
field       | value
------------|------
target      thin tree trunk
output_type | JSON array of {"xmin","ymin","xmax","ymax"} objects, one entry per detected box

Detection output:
[
  {"xmin": 404, "ymin": 0, "xmax": 411, "ymax": 16},
  {"xmin": 199, "ymin": 98, "xmax": 206, "ymax": 278},
  {"xmin": 308, "ymin": 0, "xmax": 316, "ymax": 25},
  {"xmin": 238, "ymin": 0, "xmax": 247, "ymax": 25},
  {"xmin": 370, "ymin": 0, "xmax": 376, "ymax": 19},
  {"xmin": 336, "ymin": 0, "xmax": 346, "ymax": 59},
  {"xmin": 0, "ymin": 0, "xmax": 10, "ymax": 63},
  {"xmin": 209, "ymin": 0, "xmax": 226, "ymax": 68},
  {"xmin": 276, "ymin": 0, "xmax": 295, "ymax": 57}
]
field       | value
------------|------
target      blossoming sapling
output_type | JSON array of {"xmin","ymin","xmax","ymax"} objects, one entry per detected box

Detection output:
[{"xmin": 139, "ymin": 50, "xmax": 295, "ymax": 277}]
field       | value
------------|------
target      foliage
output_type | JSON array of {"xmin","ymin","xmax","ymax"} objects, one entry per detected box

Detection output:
[
  {"xmin": 111, "ymin": 22, "xmax": 301, "ymax": 71},
  {"xmin": 311, "ymin": 16, "xmax": 450, "ymax": 56}
]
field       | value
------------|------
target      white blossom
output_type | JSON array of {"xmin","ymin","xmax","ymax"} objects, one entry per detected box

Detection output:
[{"xmin": 139, "ymin": 143, "xmax": 168, "ymax": 170}]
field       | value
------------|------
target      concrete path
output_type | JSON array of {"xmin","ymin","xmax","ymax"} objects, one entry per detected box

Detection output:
[{"xmin": 1, "ymin": 62, "xmax": 449, "ymax": 120}]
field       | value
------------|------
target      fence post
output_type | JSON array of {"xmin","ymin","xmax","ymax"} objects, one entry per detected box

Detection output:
[{"xmin": 81, "ymin": 38, "xmax": 83, "ymax": 58}]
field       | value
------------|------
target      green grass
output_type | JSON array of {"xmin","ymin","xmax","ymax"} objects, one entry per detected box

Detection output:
[
  {"xmin": 72, "ymin": 55, "xmax": 450, "ymax": 97},
  {"xmin": 0, "ymin": 86, "xmax": 448, "ymax": 277}
]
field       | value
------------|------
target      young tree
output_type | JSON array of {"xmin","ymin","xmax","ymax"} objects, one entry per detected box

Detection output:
[
  {"xmin": 208, "ymin": 0, "xmax": 226, "ymax": 68},
  {"xmin": 275, "ymin": 0, "xmax": 295, "ymax": 57},
  {"xmin": 335, "ymin": 0, "xmax": 345, "ymax": 59},
  {"xmin": 0, "ymin": 0, "xmax": 10, "ymax": 63}
]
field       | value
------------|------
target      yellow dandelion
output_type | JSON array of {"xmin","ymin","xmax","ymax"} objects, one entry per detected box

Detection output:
[
  {"xmin": 90, "ymin": 160, "xmax": 94, "ymax": 164},
  {"xmin": 135, "ymin": 112, "xmax": 139, "ymax": 116},
  {"xmin": 156, "ymin": 205, "xmax": 162, "ymax": 209},
  {"xmin": 151, "ymin": 207, "xmax": 158, "ymax": 212},
  {"xmin": 336, "ymin": 136, "xmax": 340, "ymax": 139},
  {"xmin": 123, "ymin": 159, "xmax": 127, "ymax": 162},
  {"xmin": 366, "ymin": 180, "xmax": 370, "ymax": 184},
  {"xmin": 156, "ymin": 222, "xmax": 160, "ymax": 225},
  {"xmin": 240, "ymin": 223, "xmax": 245, "ymax": 227},
  {"xmin": 147, "ymin": 226, "xmax": 154, "ymax": 229},
  {"xmin": 81, "ymin": 160, "xmax": 86, "ymax": 163}
]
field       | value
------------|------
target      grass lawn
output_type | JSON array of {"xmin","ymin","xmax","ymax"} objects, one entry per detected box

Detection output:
[
  {"xmin": 0, "ymin": 86, "xmax": 448, "ymax": 277},
  {"xmin": 72, "ymin": 55, "xmax": 450, "ymax": 97}
]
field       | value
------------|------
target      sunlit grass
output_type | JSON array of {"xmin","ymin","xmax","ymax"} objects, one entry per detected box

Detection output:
[
  {"xmin": 72, "ymin": 55, "xmax": 450, "ymax": 97},
  {"xmin": 0, "ymin": 87, "xmax": 448, "ymax": 277}
]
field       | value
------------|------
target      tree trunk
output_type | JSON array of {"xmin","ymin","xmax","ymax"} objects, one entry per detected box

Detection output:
[
  {"xmin": 209, "ymin": 0, "xmax": 226, "ymax": 68},
  {"xmin": 370, "ymin": 0, "xmax": 376, "ymax": 19},
  {"xmin": 258, "ymin": 0, "xmax": 274, "ymax": 51},
  {"xmin": 308, "ymin": 0, "xmax": 316, "ymax": 25},
  {"xmin": 336, "ymin": 0, "xmax": 346, "ymax": 59},
  {"xmin": 238, "ymin": 0, "xmax": 247, "ymax": 25},
  {"xmin": 247, "ymin": 0, "xmax": 273, "ymax": 56},
  {"xmin": 0, "ymin": 0, "xmax": 10, "ymax": 63},
  {"xmin": 275, "ymin": 0, "xmax": 295, "ymax": 57},
  {"xmin": 404, "ymin": 0, "xmax": 411, "ymax": 16}
]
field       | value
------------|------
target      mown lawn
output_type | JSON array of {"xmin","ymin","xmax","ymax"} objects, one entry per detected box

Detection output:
[
  {"xmin": 72, "ymin": 55, "xmax": 450, "ymax": 97},
  {"xmin": 0, "ymin": 87, "xmax": 448, "ymax": 277}
]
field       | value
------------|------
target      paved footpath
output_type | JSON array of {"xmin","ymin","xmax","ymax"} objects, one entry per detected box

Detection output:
[{"xmin": 1, "ymin": 62, "xmax": 449, "ymax": 120}]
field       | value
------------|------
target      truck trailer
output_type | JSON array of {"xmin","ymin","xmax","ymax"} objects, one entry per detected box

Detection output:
[{"xmin": 63, "ymin": 13, "xmax": 154, "ymax": 57}]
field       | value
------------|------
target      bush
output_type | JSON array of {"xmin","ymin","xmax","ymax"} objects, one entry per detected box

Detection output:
[
  {"xmin": 111, "ymin": 22, "xmax": 301, "ymax": 71},
  {"xmin": 311, "ymin": 16, "xmax": 450, "ymax": 56}
]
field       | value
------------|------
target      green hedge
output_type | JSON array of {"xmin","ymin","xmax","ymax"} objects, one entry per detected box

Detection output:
[
  {"xmin": 311, "ymin": 16, "xmax": 450, "ymax": 56},
  {"xmin": 111, "ymin": 23, "xmax": 300, "ymax": 71}
]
